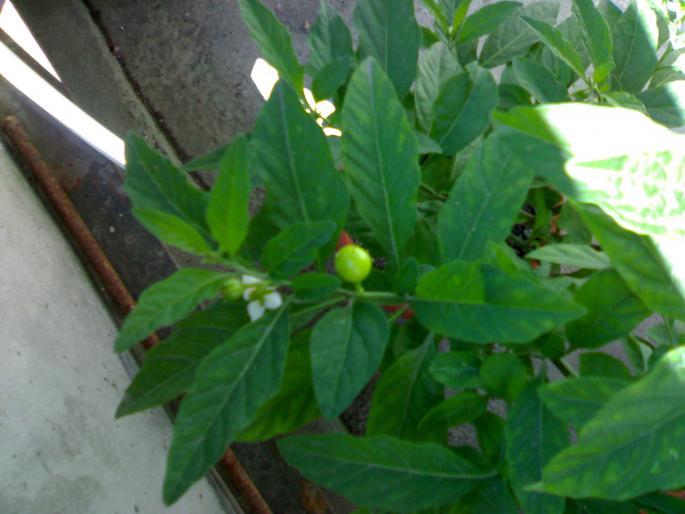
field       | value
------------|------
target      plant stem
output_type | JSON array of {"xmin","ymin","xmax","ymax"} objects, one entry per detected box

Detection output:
[
  {"xmin": 387, "ymin": 305, "xmax": 409, "ymax": 323},
  {"xmin": 338, "ymin": 289, "xmax": 407, "ymax": 303},
  {"xmin": 420, "ymin": 183, "xmax": 448, "ymax": 202},
  {"xmin": 552, "ymin": 358, "xmax": 578, "ymax": 378},
  {"xmin": 290, "ymin": 297, "xmax": 345, "ymax": 322},
  {"xmin": 216, "ymin": 257, "xmax": 267, "ymax": 280},
  {"xmin": 665, "ymin": 317, "xmax": 677, "ymax": 347}
]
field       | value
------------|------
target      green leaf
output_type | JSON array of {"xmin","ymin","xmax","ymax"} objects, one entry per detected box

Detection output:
[
  {"xmin": 241, "ymin": 204, "xmax": 279, "ymax": 261},
  {"xmin": 236, "ymin": 0, "xmax": 303, "ymax": 91},
  {"xmin": 278, "ymin": 433, "xmax": 494, "ymax": 513},
  {"xmin": 638, "ymin": 81, "xmax": 685, "ymax": 128},
  {"xmin": 512, "ymin": 57, "xmax": 568, "ymax": 103},
  {"xmin": 307, "ymin": 0, "xmax": 353, "ymax": 73},
  {"xmin": 312, "ymin": 55, "xmax": 354, "ymax": 100},
  {"xmin": 414, "ymin": 261, "xmax": 585, "ymax": 343},
  {"xmin": 456, "ymin": 478, "xmax": 519, "ymax": 514},
  {"xmin": 526, "ymin": 244, "xmax": 610, "ymax": 270},
  {"xmin": 353, "ymin": 0, "xmax": 421, "ymax": 97},
  {"xmin": 124, "ymin": 133, "xmax": 210, "ymax": 242},
  {"xmin": 493, "ymin": 103, "xmax": 685, "ymax": 240},
  {"xmin": 251, "ymin": 82, "xmax": 349, "ymax": 229},
  {"xmin": 538, "ymin": 376, "xmax": 628, "ymax": 428},
  {"xmin": 507, "ymin": 383, "xmax": 567, "ymax": 514},
  {"xmin": 422, "ymin": 0, "xmax": 450, "ymax": 35},
  {"xmin": 558, "ymin": 203, "xmax": 592, "ymax": 244},
  {"xmin": 341, "ymin": 58, "xmax": 420, "ymax": 268},
  {"xmin": 457, "ymin": 38, "xmax": 479, "ymax": 66},
  {"xmin": 311, "ymin": 301, "xmax": 389, "ymax": 419},
  {"xmin": 479, "ymin": 353, "xmax": 528, "ymax": 402},
  {"xmin": 646, "ymin": 0, "xmax": 671, "ymax": 49},
  {"xmin": 292, "ymin": 273, "xmax": 341, "ymax": 301},
  {"xmin": 575, "ymin": 499, "xmax": 640, "ymax": 514},
  {"xmin": 429, "ymin": 351, "xmax": 481, "ymax": 390},
  {"xmin": 498, "ymin": 83, "xmax": 533, "ymax": 111},
  {"xmin": 651, "ymin": 235, "xmax": 685, "ymax": 318},
  {"xmin": 479, "ymin": 0, "xmax": 561, "ymax": 68},
  {"xmin": 477, "ymin": 240, "xmax": 532, "ymax": 275},
  {"xmin": 475, "ymin": 412, "xmax": 505, "ymax": 463},
  {"xmin": 576, "ymin": 205, "xmax": 685, "ymax": 320},
  {"xmin": 367, "ymin": 333, "xmax": 443, "ymax": 442},
  {"xmin": 206, "ymin": 135, "xmax": 250, "ymax": 255},
  {"xmin": 261, "ymin": 221, "xmax": 336, "ymax": 279},
  {"xmin": 573, "ymin": 0, "xmax": 614, "ymax": 84},
  {"xmin": 637, "ymin": 492, "xmax": 685, "ymax": 514},
  {"xmin": 418, "ymin": 392, "xmax": 488, "ymax": 434},
  {"xmin": 237, "ymin": 330, "xmax": 320, "ymax": 441},
  {"xmin": 457, "ymin": 2, "xmax": 522, "ymax": 44},
  {"xmin": 567, "ymin": 268, "xmax": 650, "ymax": 348},
  {"xmin": 416, "ymin": 132, "xmax": 443, "ymax": 155},
  {"xmin": 163, "ymin": 308, "xmax": 289, "ymax": 504},
  {"xmin": 579, "ymin": 352, "xmax": 632, "ymax": 381},
  {"xmin": 115, "ymin": 268, "xmax": 228, "ymax": 352},
  {"xmin": 415, "ymin": 42, "xmax": 462, "ymax": 132},
  {"xmin": 623, "ymin": 336, "xmax": 649, "ymax": 374},
  {"xmin": 437, "ymin": 134, "xmax": 533, "ymax": 262},
  {"xmin": 133, "ymin": 208, "xmax": 212, "ymax": 255},
  {"xmin": 450, "ymin": 0, "xmax": 472, "ymax": 41},
  {"xmin": 597, "ymin": 0, "xmax": 622, "ymax": 26},
  {"xmin": 540, "ymin": 347, "xmax": 685, "ymax": 500},
  {"xmin": 393, "ymin": 257, "xmax": 420, "ymax": 295},
  {"xmin": 116, "ymin": 302, "xmax": 247, "ymax": 417},
  {"xmin": 646, "ymin": 320, "xmax": 685, "ymax": 347},
  {"xmin": 651, "ymin": 47, "xmax": 685, "ymax": 88},
  {"xmin": 430, "ymin": 66, "xmax": 498, "ymax": 156},
  {"xmin": 180, "ymin": 143, "xmax": 229, "ymax": 173},
  {"xmin": 611, "ymin": 0, "xmax": 659, "ymax": 93},
  {"xmin": 408, "ymin": 216, "xmax": 441, "ymax": 266},
  {"xmin": 603, "ymin": 89, "xmax": 648, "ymax": 113},
  {"xmin": 521, "ymin": 17, "xmax": 587, "ymax": 80},
  {"xmin": 648, "ymin": 344, "xmax": 671, "ymax": 370},
  {"xmin": 530, "ymin": 14, "xmax": 584, "ymax": 87}
]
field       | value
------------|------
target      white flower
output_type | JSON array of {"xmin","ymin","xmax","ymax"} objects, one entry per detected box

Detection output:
[
  {"xmin": 240, "ymin": 275, "xmax": 283, "ymax": 322},
  {"xmin": 262, "ymin": 291, "xmax": 283, "ymax": 310},
  {"xmin": 242, "ymin": 274, "xmax": 261, "ymax": 301},
  {"xmin": 247, "ymin": 300, "xmax": 266, "ymax": 322}
]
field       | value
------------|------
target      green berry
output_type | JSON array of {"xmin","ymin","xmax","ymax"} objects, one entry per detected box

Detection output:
[
  {"xmin": 335, "ymin": 245, "xmax": 373, "ymax": 284},
  {"xmin": 221, "ymin": 278, "xmax": 244, "ymax": 300}
]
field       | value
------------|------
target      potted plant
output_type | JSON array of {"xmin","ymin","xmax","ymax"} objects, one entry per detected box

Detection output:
[{"xmin": 114, "ymin": 0, "xmax": 685, "ymax": 511}]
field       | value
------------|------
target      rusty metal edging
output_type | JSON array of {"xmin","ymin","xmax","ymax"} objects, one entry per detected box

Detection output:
[
  {"xmin": 1, "ymin": 115, "xmax": 272, "ymax": 514},
  {"xmin": 1, "ymin": 116, "xmax": 152, "ymax": 343}
]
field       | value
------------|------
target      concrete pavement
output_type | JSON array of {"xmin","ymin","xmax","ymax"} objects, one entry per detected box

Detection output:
[{"xmin": 0, "ymin": 142, "xmax": 233, "ymax": 514}]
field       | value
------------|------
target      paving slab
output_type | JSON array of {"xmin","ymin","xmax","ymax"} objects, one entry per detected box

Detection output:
[{"xmin": 0, "ymin": 142, "xmax": 232, "ymax": 514}]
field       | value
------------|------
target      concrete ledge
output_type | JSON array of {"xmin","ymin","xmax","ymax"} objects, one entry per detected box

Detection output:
[{"xmin": 0, "ymin": 143, "xmax": 231, "ymax": 514}]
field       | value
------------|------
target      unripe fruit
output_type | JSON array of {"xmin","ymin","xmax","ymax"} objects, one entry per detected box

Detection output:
[
  {"xmin": 222, "ymin": 278, "xmax": 244, "ymax": 300},
  {"xmin": 335, "ymin": 244, "xmax": 372, "ymax": 284}
]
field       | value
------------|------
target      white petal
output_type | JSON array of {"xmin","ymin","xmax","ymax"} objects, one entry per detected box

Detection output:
[
  {"xmin": 242, "ymin": 287, "xmax": 255, "ymax": 301},
  {"xmin": 263, "ymin": 291, "xmax": 283, "ymax": 310},
  {"xmin": 247, "ymin": 301, "xmax": 265, "ymax": 322},
  {"xmin": 242, "ymin": 275, "xmax": 261, "ymax": 285}
]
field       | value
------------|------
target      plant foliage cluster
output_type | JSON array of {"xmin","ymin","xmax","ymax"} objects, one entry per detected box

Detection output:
[{"xmin": 115, "ymin": 0, "xmax": 685, "ymax": 511}]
